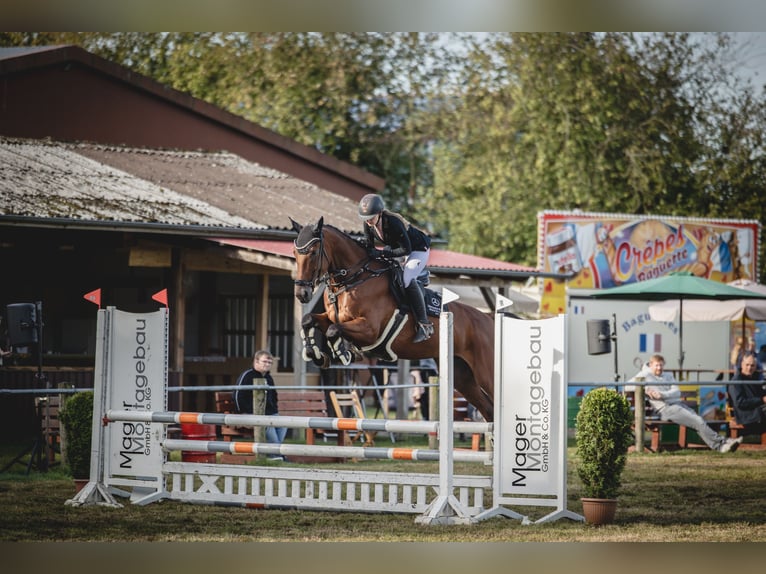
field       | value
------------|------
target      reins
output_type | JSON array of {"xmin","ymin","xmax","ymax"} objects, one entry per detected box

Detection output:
[{"xmin": 293, "ymin": 226, "xmax": 392, "ymax": 302}]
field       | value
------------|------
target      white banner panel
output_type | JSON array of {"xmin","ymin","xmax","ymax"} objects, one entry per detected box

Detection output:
[
  {"xmin": 107, "ymin": 308, "xmax": 168, "ymax": 478},
  {"xmin": 499, "ymin": 315, "xmax": 565, "ymax": 496}
]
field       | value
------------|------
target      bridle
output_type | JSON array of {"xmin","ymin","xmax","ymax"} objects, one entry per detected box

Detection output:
[{"xmin": 293, "ymin": 226, "xmax": 390, "ymax": 300}]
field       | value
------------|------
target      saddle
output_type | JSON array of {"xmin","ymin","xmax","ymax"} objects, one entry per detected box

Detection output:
[
  {"xmin": 358, "ymin": 259, "xmax": 441, "ymax": 362},
  {"xmin": 386, "ymin": 259, "xmax": 442, "ymax": 317}
]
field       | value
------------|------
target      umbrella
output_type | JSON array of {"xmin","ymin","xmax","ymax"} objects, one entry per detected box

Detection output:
[
  {"xmin": 590, "ymin": 272, "xmax": 766, "ymax": 370},
  {"xmin": 649, "ymin": 279, "xmax": 766, "ymax": 348}
]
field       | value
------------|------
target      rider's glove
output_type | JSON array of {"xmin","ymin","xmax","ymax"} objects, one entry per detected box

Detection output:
[{"xmin": 382, "ymin": 246, "xmax": 394, "ymax": 258}]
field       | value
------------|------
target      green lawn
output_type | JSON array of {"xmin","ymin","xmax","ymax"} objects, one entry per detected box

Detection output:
[{"xmin": 1, "ymin": 439, "xmax": 765, "ymax": 542}]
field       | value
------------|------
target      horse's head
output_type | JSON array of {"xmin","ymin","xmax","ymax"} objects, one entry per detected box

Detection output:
[{"xmin": 291, "ymin": 216, "xmax": 326, "ymax": 303}]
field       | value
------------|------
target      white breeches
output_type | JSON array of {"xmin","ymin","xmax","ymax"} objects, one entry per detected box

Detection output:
[{"xmin": 403, "ymin": 249, "xmax": 429, "ymax": 287}]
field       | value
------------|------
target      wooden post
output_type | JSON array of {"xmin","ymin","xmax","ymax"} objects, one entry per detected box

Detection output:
[
  {"xmin": 634, "ymin": 384, "xmax": 645, "ymax": 453},
  {"xmin": 252, "ymin": 386, "xmax": 266, "ymax": 447},
  {"xmin": 428, "ymin": 375, "xmax": 438, "ymax": 449}
]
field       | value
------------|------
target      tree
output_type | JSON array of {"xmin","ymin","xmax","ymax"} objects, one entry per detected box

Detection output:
[{"xmin": 421, "ymin": 33, "xmax": 766, "ymax": 281}]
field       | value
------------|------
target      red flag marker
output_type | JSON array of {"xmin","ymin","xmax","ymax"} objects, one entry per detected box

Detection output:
[
  {"xmin": 152, "ymin": 288, "xmax": 168, "ymax": 307},
  {"xmin": 83, "ymin": 288, "xmax": 101, "ymax": 308}
]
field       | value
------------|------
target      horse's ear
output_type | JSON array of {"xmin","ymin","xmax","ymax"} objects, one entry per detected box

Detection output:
[
  {"xmin": 314, "ymin": 216, "xmax": 324, "ymax": 236},
  {"xmin": 289, "ymin": 217, "xmax": 303, "ymax": 234}
]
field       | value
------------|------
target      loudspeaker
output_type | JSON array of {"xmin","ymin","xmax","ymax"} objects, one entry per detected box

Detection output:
[
  {"xmin": 586, "ymin": 319, "xmax": 611, "ymax": 355},
  {"xmin": 6, "ymin": 303, "xmax": 38, "ymax": 346}
]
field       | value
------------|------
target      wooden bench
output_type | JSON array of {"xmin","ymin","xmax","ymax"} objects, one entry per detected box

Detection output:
[
  {"xmin": 626, "ymin": 388, "xmax": 728, "ymax": 452},
  {"xmin": 725, "ymin": 402, "xmax": 766, "ymax": 450},
  {"xmin": 214, "ymin": 391, "xmax": 252, "ymax": 441},
  {"xmin": 215, "ymin": 389, "xmax": 335, "ymax": 463}
]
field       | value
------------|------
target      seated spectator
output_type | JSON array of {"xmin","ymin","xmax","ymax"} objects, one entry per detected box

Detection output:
[
  {"xmin": 727, "ymin": 351, "xmax": 766, "ymax": 435},
  {"xmin": 631, "ymin": 354, "xmax": 742, "ymax": 453}
]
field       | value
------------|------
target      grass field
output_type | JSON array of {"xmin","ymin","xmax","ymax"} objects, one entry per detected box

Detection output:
[{"xmin": 2, "ymin": 439, "xmax": 765, "ymax": 543}]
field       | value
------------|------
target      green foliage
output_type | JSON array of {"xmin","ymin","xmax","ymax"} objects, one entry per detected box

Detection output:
[
  {"xmin": 575, "ymin": 387, "xmax": 634, "ymax": 499},
  {"xmin": 3, "ymin": 32, "xmax": 766, "ymax": 277},
  {"xmin": 58, "ymin": 391, "xmax": 94, "ymax": 479}
]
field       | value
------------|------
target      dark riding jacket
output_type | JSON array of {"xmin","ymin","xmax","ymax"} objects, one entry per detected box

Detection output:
[
  {"xmin": 728, "ymin": 369, "xmax": 766, "ymax": 426},
  {"xmin": 234, "ymin": 368, "xmax": 278, "ymax": 415},
  {"xmin": 364, "ymin": 211, "xmax": 431, "ymax": 258}
]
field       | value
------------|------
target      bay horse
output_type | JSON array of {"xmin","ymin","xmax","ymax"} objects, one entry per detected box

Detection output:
[{"xmin": 291, "ymin": 217, "xmax": 495, "ymax": 422}]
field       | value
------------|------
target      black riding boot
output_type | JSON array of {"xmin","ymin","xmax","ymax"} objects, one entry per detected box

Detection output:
[{"xmin": 405, "ymin": 281, "xmax": 433, "ymax": 343}]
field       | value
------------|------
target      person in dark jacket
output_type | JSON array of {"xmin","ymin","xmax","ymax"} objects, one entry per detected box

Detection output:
[
  {"xmin": 358, "ymin": 193, "xmax": 433, "ymax": 343},
  {"xmin": 234, "ymin": 350, "xmax": 286, "ymax": 457},
  {"xmin": 728, "ymin": 351, "xmax": 766, "ymax": 435}
]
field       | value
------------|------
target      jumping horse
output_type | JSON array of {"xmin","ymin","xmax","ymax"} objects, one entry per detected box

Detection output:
[{"xmin": 291, "ymin": 217, "xmax": 495, "ymax": 422}]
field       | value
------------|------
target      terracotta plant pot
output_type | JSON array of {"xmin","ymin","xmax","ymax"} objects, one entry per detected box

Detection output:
[
  {"xmin": 73, "ymin": 478, "xmax": 89, "ymax": 494},
  {"xmin": 581, "ymin": 497, "xmax": 617, "ymax": 525}
]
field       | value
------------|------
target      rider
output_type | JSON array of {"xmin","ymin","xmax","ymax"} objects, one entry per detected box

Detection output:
[{"xmin": 358, "ymin": 193, "xmax": 434, "ymax": 343}]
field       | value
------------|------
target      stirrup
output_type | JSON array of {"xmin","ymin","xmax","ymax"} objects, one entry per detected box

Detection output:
[{"xmin": 412, "ymin": 322, "xmax": 433, "ymax": 343}]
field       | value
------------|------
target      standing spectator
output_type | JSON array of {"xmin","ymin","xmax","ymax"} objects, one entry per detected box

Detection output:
[
  {"xmin": 234, "ymin": 350, "xmax": 286, "ymax": 460},
  {"xmin": 631, "ymin": 354, "xmax": 742, "ymax": 453},
  {"xmin": 727, "ymin": 351, "xmax": 766, "ymax": 435}
]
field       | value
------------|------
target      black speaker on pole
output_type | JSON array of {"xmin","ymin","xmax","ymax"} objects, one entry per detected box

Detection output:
[
  {"xmin": 586, "ymin": 319, "xmax": 611, "ymax": 356},
  {"xmin": 6, "ymin": 303, "xmax": 38, "ymax": 346}
]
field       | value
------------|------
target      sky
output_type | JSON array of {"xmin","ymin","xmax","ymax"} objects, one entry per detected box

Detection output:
[{"xmin": 725, "ymin": 32, "xmax": 766, "ymax": 86}]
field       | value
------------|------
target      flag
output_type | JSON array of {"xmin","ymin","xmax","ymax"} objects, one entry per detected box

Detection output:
[
  {"xmin": 83, "ymin": 288, "xmax": 101, "ymax": 308},
  {"xmin": 639, "ymin": 333, "xmax": 662, "ymax": 353},
  {"xmin": 151, "ymin": 288, "xmax": 168, "ymax": 307}
]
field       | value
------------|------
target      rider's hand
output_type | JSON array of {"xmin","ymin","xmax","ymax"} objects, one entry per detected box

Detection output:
[{"xmin": 382, "ymin": 246, "xmax": 394, "ymax": 258}]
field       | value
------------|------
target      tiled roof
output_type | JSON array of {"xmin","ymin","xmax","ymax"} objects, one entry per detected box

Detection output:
[{"xmin": 0, "ymin": 136, "xmax": 363, "ymax": 233}]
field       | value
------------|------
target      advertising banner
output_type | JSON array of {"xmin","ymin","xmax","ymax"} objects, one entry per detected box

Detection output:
[
  {"xmin": 538, "ymin": 211, "xmax": 761, "ymax": 315},
  {"xmin": 106, "ymin": 308, "xmax": 168, "ymax": 478},
  {"xmin": 498, "ymin": 315, "xmax": 565, "ymax": 497}
]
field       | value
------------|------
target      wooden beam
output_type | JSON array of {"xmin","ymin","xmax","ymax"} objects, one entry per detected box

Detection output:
[
  {"xmin": 129, "ymin": 246, "xmax": 172, "ymax": 267},
  {"xmin": 184, "ymin": 248, "xmax": 294, "ymax": 274}
]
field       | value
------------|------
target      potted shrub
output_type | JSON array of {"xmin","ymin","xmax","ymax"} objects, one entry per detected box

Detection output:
[
  {"xmin": 575, "ymin": 387, "xmax": 633, "ymax": 525},
  {"xmin": 59, "ymin": 391, "xmax": 94, "ymax": 491}
]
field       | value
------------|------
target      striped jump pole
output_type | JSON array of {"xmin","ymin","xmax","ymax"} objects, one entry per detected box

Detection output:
[
  {"xmin": 105, "ymin": 409, "xmax": 492, "ymax": 436},
  {"xmin": 161, "ymin": 438, "xmax": 491, "ymax": 463}
]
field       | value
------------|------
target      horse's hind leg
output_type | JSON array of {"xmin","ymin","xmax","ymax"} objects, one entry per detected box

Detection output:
[{"xmin": 454, "ymin": 358, "xmax": 494, "ymax": 423}]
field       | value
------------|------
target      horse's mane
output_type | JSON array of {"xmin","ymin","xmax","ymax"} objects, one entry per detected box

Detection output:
[{"xmin": 319, "ymin": 224, "xmax": 366, "ymax": 249}]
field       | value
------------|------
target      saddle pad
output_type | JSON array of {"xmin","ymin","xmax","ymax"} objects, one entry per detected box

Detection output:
[{"xmin": 424, "ymin": 288, "xmax": 442, "ymax": 317}]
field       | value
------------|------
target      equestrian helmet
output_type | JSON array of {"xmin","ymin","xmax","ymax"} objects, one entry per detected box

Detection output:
[{"xmin": 358, "ymin": 194, "xmax": 385, "ymax": 220}]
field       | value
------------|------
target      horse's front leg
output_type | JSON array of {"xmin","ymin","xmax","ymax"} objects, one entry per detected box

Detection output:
[
  {"xmin": 325, "ymin": 317, "xmax": 378, "ymax": 366},
  {"xmin": 300, "ymin": 312, "xmax": 332, "ymax": 367}
]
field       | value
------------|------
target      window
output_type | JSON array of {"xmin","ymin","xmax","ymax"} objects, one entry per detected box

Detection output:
[{"xmin": 223, "ymin": 297, "xmax": 257, "ymax": 358}]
